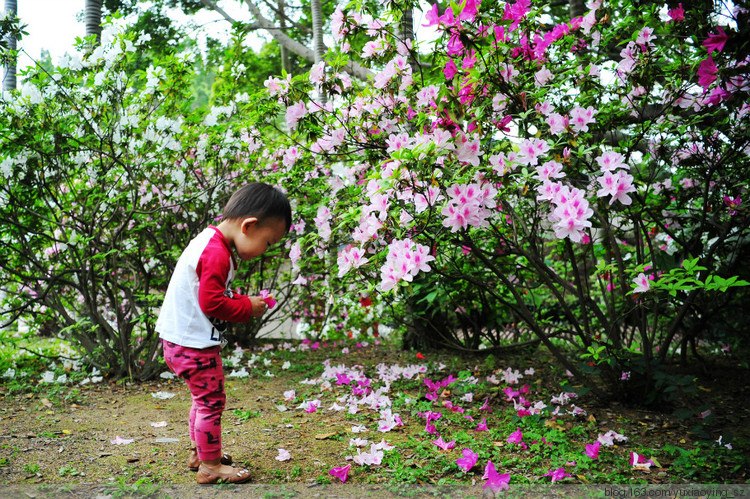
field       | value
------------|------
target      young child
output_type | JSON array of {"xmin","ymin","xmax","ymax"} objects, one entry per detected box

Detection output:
[{"xmin": 156, "ymin": 182, "xmax": 291, "ymax": 484}]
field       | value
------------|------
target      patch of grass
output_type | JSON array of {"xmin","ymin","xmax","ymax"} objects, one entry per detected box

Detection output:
[{"xmin": 233, "ymin": 409, "xmax": 261, "ymax": 422}]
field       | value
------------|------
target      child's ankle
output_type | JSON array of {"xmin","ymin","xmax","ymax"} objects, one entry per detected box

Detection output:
[{"xmin": 201, "ymin": 458, "xmax": 222, "ymax": 468}]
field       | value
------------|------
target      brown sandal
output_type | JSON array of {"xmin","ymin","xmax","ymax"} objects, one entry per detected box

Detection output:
[
  {"xmin": 196, "ymin": 463, "xmax": 251, "ymax": 484},
  {"xmin": 188, "ymin": 448, "xmax": 232, "ymax": 471}
]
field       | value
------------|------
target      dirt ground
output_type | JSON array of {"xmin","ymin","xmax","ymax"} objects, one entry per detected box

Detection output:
[{"xmin": 0, "ymin": 343, "xmax": 748, "ymax": 494}]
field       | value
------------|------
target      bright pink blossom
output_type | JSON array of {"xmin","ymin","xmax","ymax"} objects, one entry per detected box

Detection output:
[
  {"xmin": 259, "ymin": 289, "xmax": 277, "ymax": 309},
  {"xmin": 697, "ymin": 56, "xmax": 718, "ymax": 89},
  {"xmin": 544, "ymin": 467, "xmax": 572, "ymax": 483},
  {"xmin": 667, "ymin": 3, "xmax": 684, "ymax": 22},
  {"xmin": 703, "ymin": 26, "xmax": 728, "ymax": 54},
  {"xmin": 724, "ymin": 195, "xmax": 741, "ymax": 215},
  {"xmin": 456, "ymin": 448, "xmax": 478, "ymax": 472},
  {"xmin": 507, "ymin": 428, "xmax": 523, "ymax": 445},
  {"xmin": 482, "ymin": 461, "xmax": 511, "ymax": 492},
  {"xmin": 585, "ymin": 441, "xmax": 600, "ymax": 459},
  {"xmin": 432, "ymin": 436, "xmax": 456, "ymax": 450},
  {"xmin": 329, "ymin": 464, "xmax": 351, "ymax": 482},
  {"xmin": 444, "ymin": 59, "xmax": 458, "ymax": 80}
]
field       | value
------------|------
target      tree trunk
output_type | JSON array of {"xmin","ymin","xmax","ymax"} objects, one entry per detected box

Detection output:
[
  {"xmin": 398, "ymin": 7, "xmax": 415, "ymax": 67},
  {"xmin": 310, "ymin": 0, "xmax": 325, "ymax": 103},
  {"xmin": 277, "ymin": 0, "xmax": 289, "ymax": 74},
  {"xmin": 85, "ymin": 0, "xmax": 103, "ymax": 47},
  {"xmin": 2, "ymin": 0, "xmax": 17, "ymax": 92},
  {"xmin": 242, "ymin": 0, "xmax": 372, "ymax": 81}
]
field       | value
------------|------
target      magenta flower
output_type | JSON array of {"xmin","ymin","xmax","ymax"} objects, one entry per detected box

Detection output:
[
  {"xmin": 724, "ymin": 195, "xmax": 741, "ymax": 215},
  {"xmin": 456, "ymin": 448, "xmax": 478, "ymax": 472},
  {"xmin": 507, "ymin": 427, "xmax": 523, "ymax": 445},
  {"xmin": 479, "ymin": 397, "xmax": 493, "ymax": 412},
  {"xmin": 475, "ymin": 418, "xmax": 489, "ymax": 432},
  {"xmin": 697, "ymin": 56, "xmax": 718, "ymax": 89},
  {"xmin": 259, "ymin": 289, "xmax": 277, "ymax": 309},
  {"xmin": 424, "ymin": 421, "xmax": 438, "ymax": 435},
  {"xmin": 482, "ymin": 460, "xmax": 511, "ymax": 492},
  {"xmin": 305, "ymin": 402, "xmax": 318, "ymax": 413},
  {"xmin": 329, "ymin": 464, "xmax": 351, "ymax": 483},
  {"xmin": 544, "ymin": 467, "xmax": 572, "ymax": 483},
  {"xmin": 703, "ymin": 26, "xmax": 728, "ymax": 54},
  {"xmin": 667, "ymin": 3, "xmax": 684, "ymax": 22},
  {"xmin": 443, "ymin": 58, "xmax": 458, "ymax": 80},
  {"xmin": 432, "ymin": 436, "xmax": 456, "ymax": 451},
  {"xmin": 421, "ymin": 3, "xmax": 439, "ymax": 27},
  {"xmin": 585, "ymin": 441, "xmax": 600, "ymax": 459}
]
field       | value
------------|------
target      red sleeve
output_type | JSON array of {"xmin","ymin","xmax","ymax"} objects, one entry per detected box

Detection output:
[{"xmin": 196, "ymin": 240, "xmax": 253, "ymax": 322}]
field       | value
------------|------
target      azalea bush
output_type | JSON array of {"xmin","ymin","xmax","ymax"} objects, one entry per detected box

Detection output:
[
  {"xmin": 249, "ymin": 0, "xmax": 750, "ymax": 403},
  {"xmin": 0, "ymin": 23, "xmax": 293, "ymax": 379}
]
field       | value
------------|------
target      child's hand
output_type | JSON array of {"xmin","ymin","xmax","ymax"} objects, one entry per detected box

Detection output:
[{"xmin": 249, "ymin": 296, "xmax": 269, "ymax": 317}]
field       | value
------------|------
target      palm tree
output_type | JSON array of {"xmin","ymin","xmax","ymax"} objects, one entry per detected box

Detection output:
[{"xmin": 2, "ymin": 0, "xmax": 17, "ymax": 91}]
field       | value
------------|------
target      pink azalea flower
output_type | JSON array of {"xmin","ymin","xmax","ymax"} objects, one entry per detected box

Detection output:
[
  {"xmin": 305, "ymin": 402, "xmax": 318, "ymax": 413},
  {"xmin": 259, "ymin": 289, "xmax": 277, "ymax": 309},
  {"xmin": 444, "ymin": 58, "xmax": 458, "ymax": 80},
  {"xmin": 111, "ymin": 436, "xmax": 134, "ymax": 445},
  {"xmin": 595, "ymin": 151, "xmax": 628, "ymax": 172},
  {"xmin": 275, "ymin": 448, "xmax": 292, "ymax": 461},
  {"xmin": 479, "ymin": 397, "xmax": 493, "ymax": 412},
  {"xmin": 422, "ymin": 3, "xmax": 440, "ymax": 27},
  {"xmin": 569, "ymin": 105, "xmax": 597, "ymax": 133},
  {"xmin": 507, "ymin": 428, "xmax": 523, "ymax": 445},
  {"xmin": 703, "ymin": 26, "xmax": 728, "ymax": 54},
  {"xmin": 632, "ymin": 272, "xmax": 651, "ymax": 293},
  {"xmin": 544, "ymin": 467, "xmax": 572, "ymax": 483},
  {"xmin": 697, "ymin": 56, "xmax": 718, "ymax": 89},
  {"xmin": 475, "ymin": 418, "xmax": 489, "ymax": 432},
  {"xmin": 482, "ymin": 460, "xmax": 511, "ymax": 492},
  {"xmin": 596, "ymin": 170, "xmax": 636, "ymax": 205},
  {"xmin": 432, "ymin": 436, "xmax": 456, "ymax": 450},
  {"xmin": 285, "ymin": 100, "xmax": 307, "ymax": 130},
  {"xmin": 723, "ymin": 195, "xmax": 741, "ymax": 215},
  {"xmin": 629, "ymin": 451, "xmax": 655, "ymax": 470},
  {"xmin": 546, "ymin": 112, "xmax": 568, "ymax": 135},
  {"xmin": 585, "ymin": 441, "xmax": 600, "ymax": 459},
  {"xmin": 456, "ymin": 448, "xmax": 478, "ymax": 472},
  {"xmin": 458, "ymin": 0, "xmax": 479, "ymax": 22},
  {"xmin": 329, "ymin": 464, "xmax": 351, "ymax": 483},
  {"xmin": 667, "ymin": 3, "xmax": 684, "ymax": 22},
  {"xmin": 424, "ymin": 421, "xmax": 439, "ymax": 435}
]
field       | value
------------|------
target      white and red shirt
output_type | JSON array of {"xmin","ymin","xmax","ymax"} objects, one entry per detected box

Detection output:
[{"xmin": 156, "ymin": 226, "xmax": 252, "ymax": 349}]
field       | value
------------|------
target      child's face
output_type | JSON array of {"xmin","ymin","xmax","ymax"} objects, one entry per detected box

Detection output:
[{"xmin": 235, "ymin": 217, "xmax": 286, "ymax": 261}]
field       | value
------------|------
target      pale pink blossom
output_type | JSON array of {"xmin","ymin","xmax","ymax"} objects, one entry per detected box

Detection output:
[
  {"xmin": 569, "ymin": 105, "xmax": 596, "ymax": 133},
  {"xmin": 632, "ymin": 273, "xmax": 651, "ymax": 293},
  {"xmin": 337, "ymin": 246, "xmax": 370, "ymax": 278},
  {"xmin": 546, "ymin": 113, "xmax": 568, "ymax": 135},
  {"xmin": 595, "ymin": 151, "xmax": 628, "ymax": 172},
  {"xmin": 285, "ymin": 100, "xmax": 307, "ymax": 130},
  {"xmin": 596, "ymin": 170, "xmax": 636, "ymax": 205}
]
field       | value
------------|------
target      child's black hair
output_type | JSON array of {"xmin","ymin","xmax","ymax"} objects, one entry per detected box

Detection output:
[{"xmin": 222, "ymin": 182, "xmax": 292, "ymax": 232}]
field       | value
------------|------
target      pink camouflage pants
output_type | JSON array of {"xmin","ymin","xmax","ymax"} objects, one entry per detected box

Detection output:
[{"xmin": 162, "ymin": 340, "xmax": 225, "ymax": 461}]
